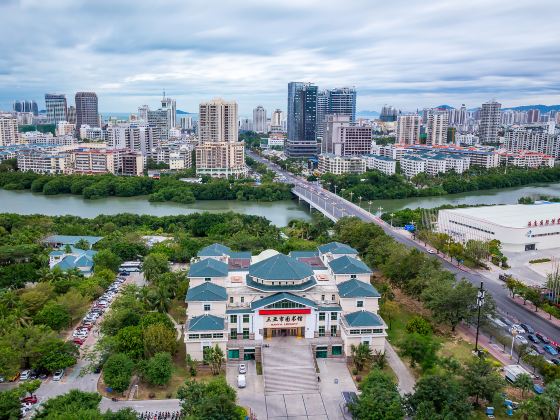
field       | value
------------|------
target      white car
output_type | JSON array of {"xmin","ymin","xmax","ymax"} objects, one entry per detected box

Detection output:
[
  {"xmin": 19, "ymin": 370, "xmax": 30, "ymax": 381},
  {"xmin": 427, "ymin": 249, "xmax": 436, "ymax": 254},
  {"xmin": 53, "ymin": 369, "xmax": 64, "ymax": 381},
  {"xmin": 72, "ymin": 330, "xmax": 88, "ymax": 338},
  {"xmin": 237, "ymin": 374, "xmax": 246, "ymax": 388},
  {"xmin": 511, "ymin": 324, "xmax": 525, "ymax": 335},
  {"xmin": 515, "ymin": 335, "xmax": 529, "ymax": 345},
  {"xmin": 238, "ymin": 363, "xmax": 247, "ymax": 374}
]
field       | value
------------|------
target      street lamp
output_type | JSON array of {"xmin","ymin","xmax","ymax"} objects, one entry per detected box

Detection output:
[
  {"xmin": 474, "ymin": 282, "xmax": 485, "ymax": 354},
  {"xmin": 510, "ymin": 329, "xmax": 518, "ymax": 359},
  {"xmin": 368, "ymin": 201, "xmax": 373, "ymax": 213},
  {"xmin": 349, "ymin": 191, "xmax": 354, "ymax": 202},
  {"xmin": 377, "ymin": 206, "xmax": 384, "ymax": 217},
  {"xmin": 390, "ymin": 213, "xmax": 395, "ymax": 227},
  {"xmin": 358, "ymin": 196, "xmax": 362, "ymax": 207}
]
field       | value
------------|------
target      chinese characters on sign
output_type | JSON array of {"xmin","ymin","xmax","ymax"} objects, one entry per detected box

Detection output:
[
  {"xmin": 263, "ymin": 315, "xmax": 305, "ymax": 328},
  {"xmin": 528, "ymin": 219, "xmax": 557, "ymax": 227}
]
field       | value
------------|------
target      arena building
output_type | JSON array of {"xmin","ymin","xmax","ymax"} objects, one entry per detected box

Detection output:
[
  {"xmin": 184, "ymin": 242, "xmax": 386, "ymax": 361},
  {"xmin": 437, "ymin": 203, "xmax": 560, "ymax": 252}
]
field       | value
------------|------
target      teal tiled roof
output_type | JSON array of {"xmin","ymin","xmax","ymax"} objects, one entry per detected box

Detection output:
[
  {"xmin": 226, "ymin": 308, "xmax": 253, "ymax": 314},
  {"xmin": 344, "ymin": 311, "xmax": 384, "ymax": 327},
  {"xmin": 188, "ymin": 314, "xmax": 225, "ymax": 331},
  {"xmin": 186, "ymin": 282, "xmax": 227, "ymax": 302},
  {"xmin": 329, "ymin": 256, "xmax": 372, "ymax": 275},
  {"xmin": 249, "ymin": 254, "xmax": 313, "ymax": 281},
  {"xmin": 189, "ymin": 258, "xmax": 229, "ymax": 278},
  {"xmin": 49, "ymin": 250, "xmax": 64, "ymax": 256},
  {"xmin": 250, "ymin": 292, "xmax": 318, "ymax": 310},
  {"xmin": 338, "ymin": 278, "xmax": 380, "ymax": 298},
  {"xmin": 229, "ymin": 251, "xmax": 252, "ymax": 259},
  {"xmin": 44, "ymin": 235, "xmax": 103, "ymax": 246},
  {"xmin": 318, "ymin": 242, "xmax": 357, "ymax": 255},
  {"xmin": 318, "ymin": 305, "xmax": 343, "ymax": 312},
  {"xmin": 289, "ymin": 250, "xmax": 319, "ymax": 258},
  {"xmin": 197, "ymin": 243, "xmax": 231, "ymax": 257}
]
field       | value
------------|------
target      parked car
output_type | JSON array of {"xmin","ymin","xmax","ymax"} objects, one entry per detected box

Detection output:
[
  {"xmin": 543, "ymin": 345, "xmax": 558, "ymax": 356},
  {"xmin": 527, "ymin": 349, "xmax": 539, "ymax": 357},
  {"xmin": 19, "ymin": 370, "xmax": 30, "ymax": 381},
  {"xmin": 552, "ymin": 359, "xmax": 560, "ymax": 366},
  {"xmin": 528, "ymin": 334, "xmax": 539, "ymax": 343},
  {"xmin": 536, "ymin": 333, "xmax": 550, "ymax": 344},
  {"xmin": 237, "ymin": 374, "xmax": 246, "ymax": 388},
  {"xmin": 73, "ymin": 338, "xmax": 85, "ymax": 346},
  {"xmin": 499, "ymin": 317, "xmax": 513, "ymax": 327},
  {"xmin": 21, "ymin": 395, "xmax": 38, "ymax": 404},
  {"xmin": 515, "ymin": 335, "xmax": 529, "ymax": 345},
  {"xmin": 238, "ymin": 363, "xmax": 247, "ymax": 374},
  {"xmin": 511, "ymin": 324, "xmax": 525, "ymax": 335},
  {"xmin": 8, "ymin": 372, "xmax": 20, "ymax": 382},
  {"xmin": 29, "ymin": 369, "xmax": 38, "ymax": 380},
  {"xmin": 53, "ymin": 369, "xmax": 64, "ymax": 381},
  {"xmin": 532, "ymin": 344, "xmax": 545, "ymax": 355},
  {"xmin": 520, "ymin": 323, "xmax": 535, "ymax": 334}
]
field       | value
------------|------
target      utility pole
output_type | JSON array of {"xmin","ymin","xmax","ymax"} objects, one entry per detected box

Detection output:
[
  {"xmin": 474, "ymin": 282, "xmax": 485, "ymax": 355},
  {"xmin": 390, "ymin": 213, "xmax": 395, "ymax": 227}
]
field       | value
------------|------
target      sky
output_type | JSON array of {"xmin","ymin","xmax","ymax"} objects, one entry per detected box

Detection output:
[{"xmin": 1, "ymin": 0, "xmax": 559, "ymax": 115}]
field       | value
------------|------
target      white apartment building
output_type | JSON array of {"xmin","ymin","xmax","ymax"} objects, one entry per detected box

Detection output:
[
  {"xmin": 169, "ymin": 150, "xmax": 193, "ymax": 170},
  {"xmin": 395, "ymin": 114, "xmax": 421, "ymax": 145},
  {"xmin": 445, "ymin": 155, "xmax": 471, "ymax": 173},
  {"xmin": 67, "ymin": 149, "xmax": 118, "ymax": 174},
  {"xmin": 362, "ymin": 154, "xmax": 396, "ymax": 175},
  {"xmin": 456, "ymin": 133, "xmax": 479, "ymax": 146},
  {"xmin": 79, "ymin": 125, "xmax": 105, "ymax": 141},
  {"xmin": 253, "ymin": 106, "xmax": 267, "ymax": 133},
  {"xmin": 426, "ymin": 110, "xmax": 449, "ymax": 146},
  {"xmin": 504, "ymin": 126, "xmax": 560, "ymax": 159},
  {"xmin": 498, "ymin": 151, "xmax": 555, "ymax": 168},
  {"xmin": 106, "ymin": 124, "xmax": 156, "ymax": 155},
  {"xmin": 479, "ymin": 100, "xmax": 502, "ymax": 143},
  {"xmin": 180, "ymin": 116, "xmax": 193, "ymax": 130},
  {"xmin": 400, "ymin": 155, "xmax": 426, "ymax": 178},
  {"xmin": 56, "ymin": 121, "xmax": 75, "ymax": 137},
  {"xmin": 318, "ymin": 154, "xmax": 366, "ymax": 175},
  {"xmin": 424, "ymin": 156, "xmax": 447, "ymax": 176},
  {"xmin": 0, "ymin": 115, "xmax": 19, "ymax": 146},
  {"xmin": 17, "ymin": 151, "xmax": 67, "ymax": 174},
  {"xmin": 323, "ymin": 115, "xmax": 373, "ymax": 156},
  {"xmin": 21, "ymin": 132, "xmax": 76, "ymax": 147}
]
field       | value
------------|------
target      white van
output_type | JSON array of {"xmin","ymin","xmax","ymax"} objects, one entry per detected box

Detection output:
[{"xmin": 237, "ymin": 374, "xmax": 246, "ymax": 388}]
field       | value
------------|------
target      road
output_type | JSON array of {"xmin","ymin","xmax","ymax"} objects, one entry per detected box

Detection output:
[{"xmin": 249, "ymin": 151, "xmax": 560, "ymax": 345}]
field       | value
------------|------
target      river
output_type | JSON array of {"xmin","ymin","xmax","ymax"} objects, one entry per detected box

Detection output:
[{"xmin": 2, "ymin": 182, "xmax": 560, "ymax": 225}]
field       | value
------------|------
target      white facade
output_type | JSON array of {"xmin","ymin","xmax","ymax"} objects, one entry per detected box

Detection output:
[
  {"xmin": 0, "ymin": 115, "xmax": 18, "ymax": 146},
  {"xmin": 426, "ymin": 110, "xmax": 449, "ymax": 145},
  {"xmin": 318, "ymin": 154, "xmax": 366, "ymax": 175},
  {"xmin": 504, "ymin": 126, "xmax": 560, "ymax": 159},
  {"xmin": 396, "ymin": 114, "xmax": 421, "ymax": 145},
  {"xmin": 363, "ymin": 154, "xmax": 396, "ymax": 175},
  {"xmin": 400, "ymin": 156, "xmax": 426, "ymax": 178},
  {"xmin": 438, "ymin": 203, "xmax": 560, "ymax": 252},
  {"xmin": 253, "ymin": 106, "xmax": 267, "ymax": 133},
  {"xmin": 323, "ymin": 115, "xmax": 373, "ymax": 156}
]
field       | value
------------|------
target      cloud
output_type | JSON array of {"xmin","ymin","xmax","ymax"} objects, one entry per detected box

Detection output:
[{"xmin": 0, "ymin": 0, "xmax": 559, "ymax": 114}]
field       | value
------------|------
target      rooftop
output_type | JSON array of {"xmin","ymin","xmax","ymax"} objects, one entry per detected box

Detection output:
[
  {"xmin": 338, "ymin": 278, "xmax": 380, "ymax": 298},
  {"xmin": 250, "ymin": 292, "xmax": 318, "ymax": 310},
  {"xmin": 186, "ymin": 282, "xmax": 227, "ymax": 302},
  {"xmin": 189, "ymin": 258, "xmax": 229, "ymax": 278},
  {"xmin": 188, "ymin": 314, "xmax": 225, "ymax": 332},
  {"xmin": 44, "ymin": 235, "xmax": 103, "ymax": 246},
  {"xmin": 343, "ymin": 311, "xmax": 385, "ymax": 328},
  {"xmin": 249, "ymin": 253, "xmax": 314, "ymax": 281},
  {"xmin": 318, "ymin": 242, "xmax": 358, "ymax": 256},
  {"xmin": 329, "ymin": 256, "xmax": 372, "ymax": 275},
  {"xmin": 441, "ymin": 203, "xmax": 560, "ymax": 229},
  {"xmin": 197, "ymin": 243, "xmax": 231, "ymax": 257}
]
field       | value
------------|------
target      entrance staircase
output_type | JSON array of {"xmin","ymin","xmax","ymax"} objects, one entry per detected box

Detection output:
[{"xmin": 262, "ymin": 337, "xmax": 319, "ymax": 395}]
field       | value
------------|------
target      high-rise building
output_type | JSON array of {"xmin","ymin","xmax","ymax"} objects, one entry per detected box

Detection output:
[
  {"xmin": 252, "ymin": 105, "xmax": 267, "ymax": 133},
  {"xmin": 45, "ymin": 94, "xmax": 67, "ymax": 124},
  {"xmin": 147, "ymin": 109, "xmax": 169, "ymax": 141},
  {"xmin": 161, "ymin": 94, "xmax": 177, "ymax": 128},
  {"xmin": 179, "ymin": 116, "xmax": 193, "ymax": 130},
  {"xmin": 479, "ymin": 100, "xmax": 501, "ymax": 144},
  {"xmin": 505, "ymin": 126, "xmax": 560, "ymax": 159},
  {"xmin": 13, "ymin": 100, "xmax": 38, "ymax": 116},
  {"xmin": 458, "ymin": 104, "xmax": 467, "ymax": 126},
  {"xmin": 75, "ymin": 92, "xmax": 99, "ymax": 129},
  {"xmin": 380, "ymin": 105, "xmax": 398, "ymax": 122},
  {"xmin": 67, "ymin": 106, "xmax": 77, "ymax": 125},
  {"xmin": 0, "ymin": 114, "xmax": 18, "ymax": 146},
  {"xmin": 195, "ymin": 98, "xmax": 246, "ymax": 178},
  {"xmin": 138, "ymin": 105, "xmax": 150, "ymax": 121},
  {"xmin": 396, "ymin": 114, "xmax": 421, "ymax": 145},
  {"xmin": 286, "ymin": 82, "xmax": 319, "ymax": 158},
  {"xmin": 426, "ymin": 110, "xmax": 449, "ymax": 145},
  {"xmin": 322, "ymin": 115, "xmax": 372, "ymax": 156},
  {"xmin": 527, "ymin": 109, "xmax": 540, "ymax": 124},
  {"xmin": 315, "ymin": 90, "xmax": 329, "ymax": 141},
  {"xmin": 328, "ymin": 87, "xmax": 356, "ymax": 121}
]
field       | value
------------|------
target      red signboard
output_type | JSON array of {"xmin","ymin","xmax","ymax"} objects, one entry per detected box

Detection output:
[{"xmin": 259, "ymin": 309, "xmax": 311, "ymax": 315}]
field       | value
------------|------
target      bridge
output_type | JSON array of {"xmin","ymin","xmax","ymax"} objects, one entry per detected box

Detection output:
[{"xmin": 246, "ymin": 150, "xmax": 560, "ymax": 343}]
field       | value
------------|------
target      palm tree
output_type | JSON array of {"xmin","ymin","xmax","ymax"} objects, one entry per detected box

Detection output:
[
  {"xmin": 11, "ymin": 305, "xmax": 32, "ymax": 328},
  {"xmin": 513, "ymin": 373, "xmax": 533, "ymax": 398},
  {"xmin": 148, "ymin": 285, "xmax": 171, "ymax": 313},
  {"xmin": 350, "ymin": 343, "xmax": 373, "ymax": 373}
]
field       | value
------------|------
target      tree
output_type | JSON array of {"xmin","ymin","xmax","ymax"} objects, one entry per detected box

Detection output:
[
  {"xmin": 462, "ymin": 356, "xmax": 504, "ymax": 406},
  {"xmin": 114, "ymin": 326, "xmax": 144, "ymax": 360},
  {"xmin": 20, "ymin": 282, "xmax": 55, "ymax": 315},
  {"xmin": 103, "ymin": 353, "xmax": 135, "ymax": 393},
  {"xmin": 34, "ymin": 339, "xmax": 78, "ymax": 372},
  {"xmin": 380, "ymin": 300, "xmax": 399, "ymax": 330},
  {"xmin": 405, "ymin": 316, "xmax": 432, "ymax": 335},
  {"xmin": 177, "ymin": 377, "xmax": 243, "ymax": 420},
  {"xmin": 19, "ymin": 379, "xmax": 41, "ymax": 396},
  {"xmin": 399, "ymin": 333, "xmax": 440, "ymax": 370},
  {"xmin": 93, "ymin": 249, "xmax": 122, "ymax": 273},
  {"xmin": 56, "ymin": 288, "xmax": 90, "ymax": 323},
  {"xmin": 406, "ymin": 375, "xmax": 472, "ymax": 420},
  {"xmin": 147, "ymin": 284, "xmax": 172, "ymax": 313},
  {"xmin": 519, "ymin": 379, "xmax": 560, "ymax": 420},
  {"xmin": 34, "ymin": 302, "xmax": 71, "ymax": 331},
  {"xmin": 0, "ymin": 387, "xmax": 24, "ymax": 419},
  {"xmin": 143, "ymin": 323, "xmax": 177, "ymax": 358},
  {"xmin": 143, "ymin": 253, "xmax": 169, "ymax": 282},
  {"xmin": 74, "ymin": 239, "xmax": 90, "ymax": 250},
  {"xmin": 203, "ymin": 345, "xmax": 225, "ymax": 375},
  {"xmin": 349, "ymin": 369, "xmax": 404, "ymax": 420},
  {"xmin": 33, "ymin": 390, "xmax": 101, "ymax": 418},
  {"xmin": 142, "ymin": 352, "xmax": 173, "ymax": 386},
  {"xmin": 350, "ymin": 343, "xmax": 373, "ymax": 373},
  {"xmin": 514, "ymin": 373, "xmax": 533, "ymax": 398}
]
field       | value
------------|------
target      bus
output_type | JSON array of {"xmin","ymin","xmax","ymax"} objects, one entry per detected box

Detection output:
[{"xmin": 119, "ymin": 261, "xmax": 143, "ymax": 273}]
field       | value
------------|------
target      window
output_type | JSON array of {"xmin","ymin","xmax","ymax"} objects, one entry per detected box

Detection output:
[
  {"xmin": 201, "ymin": 333, "xmax": 212, "ymax": 339},
  {"xmin": 230, "ymin": 328, "xmax": 237, "ymax": 339},
  {"xmin": 268, "ymin": 300, "xmax": 305, "ymax": 309},
  {"xmin": 203, "ymin": 304, "xmax": 211, "ymax": 311},
  {"xmin": 331, "ymin": 294, "xmax": 336, "ymax": 301},
  {"xmin": 243, "ymin": 328, "xmax": 249, "ymax": 339},
  {"xmin": 318, "ymin": 326, "xmax": 325, "ymax": 337},
  {"xmin": 188, "ymin": 334, "xmax": 199, "ymax": 339},
  {"xmin": 240, "ymin": 297, "xmax": 245, "ymax": 303},
  {"xmin": 230, "ymin": 315, "xmax": 237, "ymax": 323},
  {"xmin": 357, "ymin": 300, "xmax": 364, "ymax": 308},
  {"xmin": 229, "ymin": 296, "xmax": 234, "ymax": 303},
  {"xmin": 331, "ymin": 325, "xmax": 337, "ymax": 336},
  {"xmin": 321, "ymin": 295, "xmax": 325, "ymax": 301},
  {"xmin": 228, "ymin": 349, "xmax": 239, "ymax": 359},
  {"xmin": 332, "ymin": 345, "xmax": 342, "ymax": 356},
  {"xmin": 242, "ymin": 315, "xmax": 250, "ymax": 323},
  {"xmin": 350, "ymin": 274, "xmax": 356, "ymax": 279},
  {"xmin": 319, "ymin": 312, "xmax": 325, "ymax": 321},
  {"xmin": 204, "ymin": 277, "xmax": 211, "ymax": 282},
  {"xmin": 330, "ymin": 312, "xmax": 337, "ymax": 321},
  {"xmin": 212, "ymin": 333, "xmax": 223, "ymax": 339}
]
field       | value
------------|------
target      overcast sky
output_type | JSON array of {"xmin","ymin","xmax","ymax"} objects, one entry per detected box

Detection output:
[{"xmin": 1, "ymin": 0, "xmax": 559, "ymax": 114}]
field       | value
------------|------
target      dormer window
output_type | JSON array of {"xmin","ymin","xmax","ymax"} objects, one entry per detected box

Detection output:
[
  {"xmin": 350, "ymin": 274, "xmax": 357, "ymax": 279},
  {"xmin": 204, "ymin": 277, "xmax": 211, "ymax": 282}
]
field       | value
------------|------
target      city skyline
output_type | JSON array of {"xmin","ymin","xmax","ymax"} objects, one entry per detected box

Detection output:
[{"xmin": 0, "ymin": 0, "xmax": 559, "ymax": 113}]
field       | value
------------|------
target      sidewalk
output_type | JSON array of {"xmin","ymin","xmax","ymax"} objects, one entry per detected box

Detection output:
[
  {"xmin": 508, "ymin": 295, "xmax": 560, "ymax": 328},
  {"xmin": 457, "ymin": 325, "xmax": 521, "ymax": 367},
  {"xmin": 385, "ymin": 342, "xmax": 416, "ymax": 395}
]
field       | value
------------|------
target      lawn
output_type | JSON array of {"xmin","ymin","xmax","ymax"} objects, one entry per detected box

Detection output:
[{"xmin": 168, "ymin": 298, "xmax": 187, "ymax": 325}]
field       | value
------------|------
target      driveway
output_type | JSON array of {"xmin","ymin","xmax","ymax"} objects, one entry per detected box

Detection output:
[{"xmin": 227, "ymin": 359, "xmax": 355, "ymax": 420}]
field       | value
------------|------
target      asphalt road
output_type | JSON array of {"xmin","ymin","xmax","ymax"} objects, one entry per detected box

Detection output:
[{"xmin": 249, "ymin": 151, "xmax": 560, "ymax": 345}]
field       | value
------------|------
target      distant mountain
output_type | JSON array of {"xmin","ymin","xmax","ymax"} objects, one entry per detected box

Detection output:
[
  {"xmin": 176, "ymin": 109, "xmax": 195, "ymax": 114},
  {"xmin": 502, "ymin": 104, "xmax": 560, "ymax": 113},
  {"xmin": 435, "ymin": 104, "xmax": 453, "ymax": 109},
  {"xmin": 357, "ymin": 110, "xmax": 380, "ymax": 117}
]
